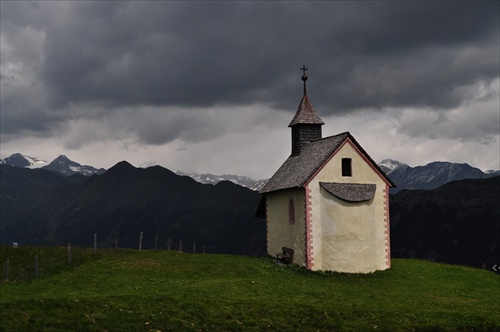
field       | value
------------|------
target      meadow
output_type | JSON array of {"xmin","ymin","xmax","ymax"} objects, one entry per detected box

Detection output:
[{"xmin": 1, "ymin": 246, "xmax": 499, "ymax": 331}]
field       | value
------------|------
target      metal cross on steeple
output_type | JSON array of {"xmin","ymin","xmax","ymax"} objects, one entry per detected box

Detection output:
[{"xmin": 301, "ymin": 65, "xmax": 308, "ymax": 96}]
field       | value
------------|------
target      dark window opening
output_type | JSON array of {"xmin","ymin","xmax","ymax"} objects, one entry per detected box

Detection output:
[
  {"xmin": 342, "ymin": 158, "xmax": 352, "ymax": 177},
  {"xmin": 288, "ymin": 199, "xmax": 295, "ymax": 225}
]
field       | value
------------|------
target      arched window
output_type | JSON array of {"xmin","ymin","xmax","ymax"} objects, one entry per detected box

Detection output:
[{"xmin": 288, "ymin": 199, "xmax": 295, "ymax": 225}]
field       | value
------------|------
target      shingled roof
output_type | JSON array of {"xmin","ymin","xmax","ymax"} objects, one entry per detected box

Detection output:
[
  {"xmin": 260, "ymin": 132, "xmax": 395, "ymax": 194},
  {"xmin": 288, "ymin": 95, "xmax": 325, "ymax": 127}
]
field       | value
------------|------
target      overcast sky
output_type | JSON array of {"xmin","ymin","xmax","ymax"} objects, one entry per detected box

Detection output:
[{"xmin": 1, "ymin": 1, "xmax": 499, "ymax": 179}]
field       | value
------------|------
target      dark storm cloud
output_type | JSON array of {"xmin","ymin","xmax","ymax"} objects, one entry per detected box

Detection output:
[
  {"xmin": 35, "ymin": 2, "xmax": 303, "ymax": 108},
  {"xmin": 1, "ymin": 1, "xmax": 498, "ymax": 142},
  {"xmin": 18, "ymin": 3, "xmax": 500, "ymax": 106}
]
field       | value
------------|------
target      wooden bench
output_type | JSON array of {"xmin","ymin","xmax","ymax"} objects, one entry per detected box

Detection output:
[{"xmin": 276, "ymin": 247, "xmax": 294, "ymax": 264}]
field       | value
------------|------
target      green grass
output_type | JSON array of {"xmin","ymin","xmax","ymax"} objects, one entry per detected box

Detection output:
[{"xmin": 1, "ymin": 246, "xmax": 499, "ymax": 331}]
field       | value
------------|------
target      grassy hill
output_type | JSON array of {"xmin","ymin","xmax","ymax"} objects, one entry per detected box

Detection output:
[{"xmin": 1, "ymin": 247, "xmax": 499, "ymax": 331}]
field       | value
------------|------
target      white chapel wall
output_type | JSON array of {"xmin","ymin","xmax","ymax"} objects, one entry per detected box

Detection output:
[
  {"xmin": 266, "ymin": 188, "xmax": 306, "ymax": 266},
  {"xmin": 307, "ymin": 140, "xmax": 389, "ymax": 273}
]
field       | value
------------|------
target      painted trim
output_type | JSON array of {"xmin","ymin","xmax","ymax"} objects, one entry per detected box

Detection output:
[
  {"xmin": 383, "ymin": 184, "xmax": 391, "ymax": 268},
  {"xmin": 305, "ymin": 185, "xmax": 314, "ymax": 269}
]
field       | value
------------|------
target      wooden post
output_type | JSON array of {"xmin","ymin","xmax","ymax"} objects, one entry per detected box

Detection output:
[
  {"xmin": 203, "ymin": 245, "xmax": 206, "ymax": 254},
  {"xmin": 167, "ymin": 237, "xmax": 171, "ymax": 251},
  {"xmin": 154, "ymin": 233, "xmax": 159, "ymax": 250},
  {"xmin": 179, "ymin": 240, "xmax": 182, "ymax": 252},
  {"xmin": 114, "ymin": 233, "xmax": 119, "ymax": 256},
  {"xmin": 5, "ymin": 260, "xmax": 9, "ymax": 281},
  {"xmin": 67, "ymin": 243, "xmax": 72, "ymax": 264},
  {"xmin": 139, "ymin": 231, "xmax": 143, "ymax": 251},
  {"xmin": 93, "ymin": 233, "xmax": 97, "ymax": 254},
  {"xmin": 193, "ymin": 242, "xmax": 196, "ymax": 254},
  {"xmin": 35, "ymin": 255, "xmax": 39, "ymax": 278}
]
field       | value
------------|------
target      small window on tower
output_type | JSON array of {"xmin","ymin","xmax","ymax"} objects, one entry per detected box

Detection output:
[
  {"xmin": 342, "ymin": 158, "xmax": 352, "ymax": 177},
  {"xmin": 288, "ymin": 199, "xmax": 295, "ymax": 225}
]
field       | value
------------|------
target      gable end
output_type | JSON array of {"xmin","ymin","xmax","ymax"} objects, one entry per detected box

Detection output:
[{"xmin": 304, "ymin": 136, "xmax": 395, "ymax": 188}]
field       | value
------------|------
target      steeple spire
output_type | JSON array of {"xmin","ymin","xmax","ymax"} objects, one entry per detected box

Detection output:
[
  {"xmin": 288, "ymin": 66, "xmax": 324, "ymax": 156},
  {"xmin": 289, "ymin": 66, "xmax": 324, "ymax": 127},
  {"xmin": 301, "ymin": 65, "xmax": 308, "ymax": 96}
]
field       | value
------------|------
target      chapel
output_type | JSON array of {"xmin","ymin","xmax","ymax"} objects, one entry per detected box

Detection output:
[{"xmin": 259, "ymin": 67, "xmax": 395, "ymax": 273}]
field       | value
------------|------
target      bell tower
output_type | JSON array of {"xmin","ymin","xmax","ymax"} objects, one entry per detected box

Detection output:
[{"xmin": 288, "ymin": 66, "xmax": 324, "ymax": 156}]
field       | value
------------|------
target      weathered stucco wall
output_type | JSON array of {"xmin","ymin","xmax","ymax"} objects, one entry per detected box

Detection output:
[
  {"xmin": 266, "ymin": 188, "xmax": 306, "ymax": 266},
  {"xmin": 307, "ymin": 140, "xmax": 390, "ymax": 273}
]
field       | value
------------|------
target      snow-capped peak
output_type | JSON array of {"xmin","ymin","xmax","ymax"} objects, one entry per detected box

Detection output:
[
  {"xmin": 138, "ymin": 161, "xmax": 158, "ymax": 168},
  {"xmin": 1, "ymin": 153, "xmax": 106, "ymax": 177},
  {"xmin": 175, "ymin": 170, "xmax": 268, "ymax": 191},
  {"xmin": 1, "ymin": 153, "xmax": 48, "ymax": 169},
  {"xmin": 43, "ymin": 155, "xmax": 106, "ymax": 176},
  {"xmin": 379, "ymin": 159, "xmax": 408, "ymax": 174}
]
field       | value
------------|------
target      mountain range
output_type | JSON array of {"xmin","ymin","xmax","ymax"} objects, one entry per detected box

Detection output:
[
  {"xmin": 1, "ymin": 157, "xmax": 499, "ymax": 268},
  {"xmin": 379, "ymin": 159, "xmax": 500, "ymax": 193},
  {"xmin": 0, "ymin": 162, "xmax": 266, "ymax": 255},
  {"xmin": 2, "ymin": 153, "xmax": 499, "ymax": 192},
  {"xmin": 1, "ymin": 153, "xmax": 106, "ymax": 177},
  {"xmin": 175, "ymin": 171, "xmax": 267, "ymax": 191},
  {"xmin": 1, "ymin": 153, "xmax": 266, "ymax": 190},
  {"xmin": 390, "ymin": 176, "xmax": 499, "ymax": 268}
]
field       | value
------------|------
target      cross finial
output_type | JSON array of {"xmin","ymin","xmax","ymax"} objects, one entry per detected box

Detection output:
[
  {"xmin": 301, "ymin": 65, "xmax": 308, "ymax": 76},
  {"xmin": 300, "ymin": 65, "xmax": 308, "ymax": 95}
]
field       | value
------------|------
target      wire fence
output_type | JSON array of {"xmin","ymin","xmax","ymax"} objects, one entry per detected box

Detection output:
[{"xmin": 1, "ymin": 232, "xmax": 215, "ymax": 282}]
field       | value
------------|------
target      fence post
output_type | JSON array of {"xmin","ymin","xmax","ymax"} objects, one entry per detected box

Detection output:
[
  {"xmin": 179, "ymin": 240, "xmax": 182, "ymax": 252},
  {"xmin": 4, "ymin": 260, "xmax": 9, "ymax": 281},
  {"xmin": 193, "ymin": 242, "xmax": 196, "ymax": 254},
  {"xmin": 114, "ymin": 233, "xmax": 119, "ymax": 256},
  {"xmin": 139, "ymin": 231, "xmax": 143, "ymax": 251},
  {"xmin": 203, "ymin": 245, "xmax": 206, "ymax": 254},
  {"xmin": 35, "ymin": 255, "xmax": 39, "ymax": 278},
  {"xmin": 93, "ymin": 233, "xmax": 97, "ymax": 254},
  {"xmin": 167, "ymin": 237, "xmax": 171, "ymax": 251},
  {"xmin": 154, "ymin": 233, "xmax": 159, "ymax": 250},
  {"xmin": 67, "ymin": 243, "xmax": 72, "ymax": 264}
]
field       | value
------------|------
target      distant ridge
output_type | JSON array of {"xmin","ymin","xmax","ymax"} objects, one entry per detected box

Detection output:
[
  {"xmin": 3, "ymin": 152, "xmax": 499, "ymax": 192},
  {"xmin": 379, "ymin": 159, "xmax": 500, "ymax": 193},
  {"xmin": 42, "ymin": 155, "xmax": 106, "ymax": 176},
  {"xmin": 390, "ymin": 175, "xmax": 500, "ymax": 268},
  {"xmin": 1, "ymin": 153, "xmax": 48, "ymax": 168},
  {"xmin": 1, "ymin": 153, "xmax": 105, "ymax": 177},
  {"xmin": 0, "ymin": 162, "xmax": 265, "ymax": 255},
  {"xmin": 176, "ymin": 171, "xmax": 267, "ymax": 191}
]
